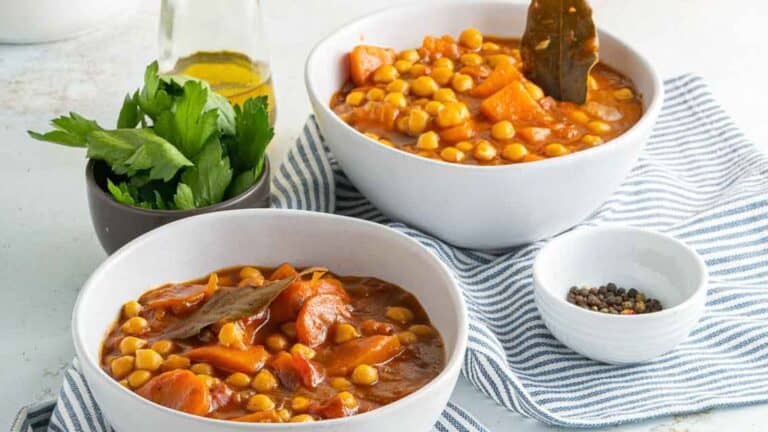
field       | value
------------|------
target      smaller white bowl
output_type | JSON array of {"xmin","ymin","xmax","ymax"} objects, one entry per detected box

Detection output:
[{"xmin": 532, "ymin": 226, "xmax": 707, "ymax": 364}]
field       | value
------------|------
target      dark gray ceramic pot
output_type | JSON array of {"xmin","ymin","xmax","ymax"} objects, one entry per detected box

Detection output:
[{"xmin": 86, "ymin": 158, "xmax": 271, "ymax": 254}]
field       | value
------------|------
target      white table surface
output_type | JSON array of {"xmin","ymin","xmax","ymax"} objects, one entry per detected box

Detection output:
[{"xmin": 2, "ymin": 0, "xmax": 767, "ymax": 429}]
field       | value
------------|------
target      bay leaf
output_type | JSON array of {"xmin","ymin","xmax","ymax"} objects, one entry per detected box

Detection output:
[
  {"xmin": 520, "ymin": 0, "xmax": 599, "ymax": 104},
  {"xmin": 161, "ymin": 267, "xmax": 326, "ymax": 339}
]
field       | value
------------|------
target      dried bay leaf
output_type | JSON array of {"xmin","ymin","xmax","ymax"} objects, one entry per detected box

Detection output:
[
  {"xmin": 521, "ymin": 0, "xmax": 599, "ymax": 104},
  {"xmin": 161, "ymin": 267, "xmax": 327, "ymax": 339}
]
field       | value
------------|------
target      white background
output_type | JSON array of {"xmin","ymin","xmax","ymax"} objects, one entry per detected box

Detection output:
[{"xmin": 1, "ymin": 0, "xmax": 767, "ymax": 430}]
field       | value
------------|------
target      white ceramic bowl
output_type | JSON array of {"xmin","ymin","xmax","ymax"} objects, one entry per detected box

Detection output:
[
  {"xmin": 305, "ymin": 1, "xmax": 663, "ymax": 250},
  {"xmin": 72, "ymin": 209, "xmax": 467, "ymax": 431},
  {"xmin": 533, "ymin": 226, "xmax": 707, "ymax": 364}
]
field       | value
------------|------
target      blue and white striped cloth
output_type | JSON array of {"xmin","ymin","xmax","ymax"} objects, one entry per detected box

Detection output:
[{"xmin": 13, "ymin": 75, "xmax": 768, "ymax": 431}]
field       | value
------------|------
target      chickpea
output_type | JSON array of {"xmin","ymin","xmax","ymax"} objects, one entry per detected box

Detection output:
[
  {"xmin": 135, "ymin": 349, "xmax": 164, "ymax": 372},
  {"xmin": 161, "ymin": 354, "xmax": 190, "ymax": 371},
  {"xmin": 127, "ymin": 370, "xmax": 152, "ymax": 389},
  {"xmin": 425, "ymin": 100, "xmax": 445, "ymax": 116},
  {"xmin": 239, "ymin": 266, "xmax": 264, "ymax": 282},
  {"xmin": 387, "ymin": 79, "xmax": 409, "ymax": 95},
  {"xmin": 491, "ymin": 121, "xmax": 516, "ymax": 140},
  {"xmin": 226, "ymin": 372, "xmax": 252, "ymax": 388},
  {"xmin": 265, "ymin": 333, "xmax": 289, "ymax": 352},
  {"xmin": 197, "ymin": 374, "xmax": 219, "ymax": 388},
  {"xmin": 473, "ymin": 140, "xmax": 498, "ymax": 162},
  {"xmin": 459, "ymin": 28, "xmax": 483, "ymax": 50},
  {"xmin": 460, "ymin": 53, "xmax": 484, "ymax": 67},
  {"xmin": 384, "ymin": 92, "xmax": 407, "ymax": 109},
  {"xmin": 582, "ymin": 134, "xmax": 604, "ymax": 146},
  {"xmin": 291, "ymin": 396, "xmax": 311, "ymax": 412},
  {"xmin": 110, "ymin": 355, "xmax": 135, "ymax": 379},
  {"xmin": 247, "ymin": 394, "xmax": 275, "ymax": 412},
  {"xmin": 487, "ymin": 54, "xmax": 513, "ymax": 68},
  {"xmin": 190, "ymin": 363, "xmax": 214, "ymax": 376},
  {"xmin": 122, "ymin": 301, "xmax": 142, "ymax": 319},
  {"xmin": 433, "ymin": 57, "xmax": 454, "ymax": 71},
  {"xmin": 569, "ymin": 110, "xmax": 590, "ymax": 124},
  {"xmin": 433, "ymin": 88, "xmax": 457, "ymax": 103},
  {"xmin": 409, "ymin": 324, "xmax": 435, "ymax": 337},
  {"xmin": 385, "ymin": 306, "xmax": 414, "ymax": 324},
  {"xmin": 351, "ymin": 364, "xmax": 379, "ymax": 386},
  {"xmin": 396, "ymin": 115, "xmax": 410, "ymax": 133},
  {"xmin": 482, "ymin": 41, "xmax": 500, "ymax": 51},
  {"xmin": 278, "ymin": 409, "xmax": 292, "ymax": 421},
  {"xmin": 345, "ymin": 91, "xmax": 365, "ymax": 107},
  {"xmin": 430, "ymin": 66, "xmax": 454, "ymax": 86},
  {"xmin": 408, "ymin": 109, "xmax": 430, "ymax": 135},
  {"xmin": 366, "ymin": 88, "xmax": 385, "ymax": 102},
  {"xmin": 281, "ymin": 322, "xmax": 297, "ymax": 339},
  {"xmin": 373, "ymin": 64, "xmax": 399, "ymax": 83},
  {"xmin": 451, "ymin": 74, "xmax": 474, "ymax": 93},
  {"xmin": 394, "ymin": 60, "xmax": 413, "ymax": 74},
  {"xmin": 411, "ymin": 76, "xmax": 439, "ymax": 97},
  {"xmin": 337, "ymin": 391, "xmax": 358, "ymax": 408},
  {"xmin": 121, "ymin": 317, "xmax": 148, "ymax": 336},
  {"xmin": 437, "ymin": 103, "xmax": 468, "ymax": 128},
  {"xmin": 409, "ymin": 63, "xmax": 429, "ymax": 77},
  {"xmin": 330, "ymin": 377, "xmax": 352, "ymax": 390},
  {"xmin": 587, "ymin": 121, "xmax": 612, "ymax": 134},
  {"xmin": 150, "ymin": 340, "xmax": 174, "ymax": 356},
  {"xmin": 399, "ymin": 49, "xmax": 420, "ymax": 63},
  {"xmin": 416, "ymin": 131, "xmax": 440, "ymax": 150},
  {"xmin": 544, "ymin": 143, "xmax": 570, "ymax": 157},
  {"xmin": 397, "ymin": 331, "xmax": 418, "ymax": 345},
  {"xmin": 363, "ymin": 132, "xmax": 379, "ymax": 141},
  {"xmin": 290, "ymin": 343, "xmax": 316, "ymax": 359},
  {"xmin": 501, "ymin": 143, "xmax": 529, "ymax": 162},
  {"xmin": 524, "ymin": 82, "xmax": 545, "ymax": 100},
  {"xmin": 455, "ymin": 140, "xmax": 474, "ymax": 152},
  {"xmin": 614, "ymin": 88, "xmax": 634, "ymax": 100},
  {"xmin": 440, "ymin": 147, "xmax": 465, "ymax": 163},
  {"xmin": 251, "ymin": 369, "xmax": 278, "ymax": 392},
  {"xmin": 119, "ymin": 336, "xmax": 147, "ymax": 355},
  {"xmin": 334, "ymin": 323, "xmax": 360, "ymax": 344},
  {"xmin": 218, "ymin": 322, "xmax": 245, "ymax": 349},
  {"xmin": 290, "ymin": 414, "xmax": 315, "ymax": 423}
]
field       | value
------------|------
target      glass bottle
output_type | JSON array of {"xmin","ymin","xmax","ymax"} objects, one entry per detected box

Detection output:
[{"xmin": 158, "ymin": 0, "xmax": 275, "ymax": 123}]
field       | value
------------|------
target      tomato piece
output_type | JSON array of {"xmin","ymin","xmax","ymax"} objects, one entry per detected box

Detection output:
[
  {"xmin": 349, "ymin": 45, "xmax": 396, "ymax": 86},
  {"xmin": 269, "ymin": 263, "xmax": 298, "ymax": 281},
  {"xmin": 296, "ymin": 294, "xmax": 350, "ymax": 347},
  {"xmin": 270, "ymin": 278, "xmax": 350, "ymax": 323},
  {"xmin": 184, "ymin": 345, "xmax": 268, "ymax": 374},
  {"xmin": 327, "ymin": 335, "xmax": 403, "ymax": 375},
  {"xmin": 209, "ymin": 381, "xmax": 233, "ymax": 412},
  {"xmin": 269, "ymin": 351, "xmax": 325, "ymax": 390},
  {"xmin": 232, "ymin": 410, "xmax": 282, "ymax": 423},
  {"xmin": 136, "ymin": 370, "xmax": 210, "ymax": 416},
  {"xmin": 420, "ymin": 36, "xmax": 459, "ymax": 60}
]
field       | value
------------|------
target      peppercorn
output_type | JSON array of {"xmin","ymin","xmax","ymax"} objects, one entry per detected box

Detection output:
[{"xmin": 565, "ymin": 283, "xmax": 663, "ymax": 315}]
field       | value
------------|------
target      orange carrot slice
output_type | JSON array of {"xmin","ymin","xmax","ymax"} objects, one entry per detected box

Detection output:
[
  {"xmin": 136, "ymin": 370, "xmax": 210, "ymax": 416},
  {"xmin": 480, "ymin": 81, "xmax": 551, "ymax": 123},
  {"xmin": 327, "ymin": 335, "xmax": 402, "ymax": 375},
  {"xmin": 470, "ymin": 62, "xmax": 523, "ymax": 98},
  {"xmin": 184, "ymin": 345, "xmax": 268, "ymax": 374},
  {"xmin": 296, "ymin": 294, "xmax": 350, "ymax": 347},
  {"xmin": 439, "ymin": 120, "xmax": 477, "ymax": 142},
  {"xmin": 270, "ymin": 278, "xmax": 349, "ymax": 323}
]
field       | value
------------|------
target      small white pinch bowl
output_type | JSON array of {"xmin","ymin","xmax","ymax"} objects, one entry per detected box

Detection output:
[
  {"xmin": 305, "ymin": 1, "xmax": 663, "ymax": 249},
  {"xmin": 72, "ymin": 209, "xmax": 467, "ymax": 432},
  {"xmin": 533, "ymin": 226, "xmax": 707, "ymax": 364}
]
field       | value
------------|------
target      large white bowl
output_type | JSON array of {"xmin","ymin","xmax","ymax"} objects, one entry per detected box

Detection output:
[
  {"xmin": 533, "ymin": 226, "xmax": 707, "ymax": 364},
  {"xmin": 305, "ymin": 1, "xmax": 663, "ymax": 249},
  {"xmin": 72, "ymin": 209, "xmax": 467, "ymax": 431}
]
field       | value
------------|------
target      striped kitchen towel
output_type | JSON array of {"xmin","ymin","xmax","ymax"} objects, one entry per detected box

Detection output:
[{"xmin": 13, "ymin": 75, "xmax": 768, "ymax": 431}]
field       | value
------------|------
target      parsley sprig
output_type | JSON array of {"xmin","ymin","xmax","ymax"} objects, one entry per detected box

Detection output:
[{"xmin": 29, "ymin": 61, "xmax": 274, "ymax": 210}]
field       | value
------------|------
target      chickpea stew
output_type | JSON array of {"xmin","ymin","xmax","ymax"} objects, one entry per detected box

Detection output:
[
  {"xmin": 330, "ymin": 29, "xmax": 643, "ymax": 164},
  {"xmin": 101, "ymin": 264, "xmax": 444, "ymax": 423}
]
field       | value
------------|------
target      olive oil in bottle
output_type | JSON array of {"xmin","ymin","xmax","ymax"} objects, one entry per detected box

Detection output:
[{"xmin": 171, "ymin": 51, "xmax": 276, "ymax": 123}]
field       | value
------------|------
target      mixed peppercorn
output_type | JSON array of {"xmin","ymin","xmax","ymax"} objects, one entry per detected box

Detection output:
[{"xmin": 567, "ymin": 283, "xmax": 663, "ymax": 315}]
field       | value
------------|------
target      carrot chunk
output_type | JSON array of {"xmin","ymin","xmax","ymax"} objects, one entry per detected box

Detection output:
[
  {"xmin": 269, "ymin": 263, "xmax": 298, "ymax": 281},
  {"xmin": 480, "ymin": 81, "xmax": 551, "ymax": 123},
  {"xmin": 296, "ymin": 294, "xmax": 350, "ymax": 347},
  {"xmin": 184, "ymin": 345, "xmax": 268, "ymax": 374},
  {"xmin": 470, "ymin": 62, "xmax": 523, "ymax": 98},
  {"xmin": 439, "ymin": 120, "xmax": 477, "ymax": 142},
  {"xmin": 269, "ymin": 351, "xmax": 325, "ymax": 390},
  {"xmin": 327, "ymin": 335, "xmax": 403, "ymax": 375},
  {"xmin": 271, "ymin": 278, "xmax": 350, "ymax": 323},
  {"xmin": 136, "ymin": 370, "xmax": 210, "ymax": 416},
  {"xmin": 349, "ymin": 45, "xmax": 396, "ymax": 86}
]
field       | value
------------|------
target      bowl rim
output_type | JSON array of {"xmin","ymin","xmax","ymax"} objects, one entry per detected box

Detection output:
[
  {"xmin": 71, "ymin": 208, "xmax": 469, "ymax": 428},
  {"xmin": 85, "ymin": 157, "xmax": 271, "ymax": 216},
  {"xmin": 532, "ymin": 225, "xmax": 708, "ymax": 321},
  {"xmin": 304, "ymin": 0, "xmax": 664, "ymax": 171}
]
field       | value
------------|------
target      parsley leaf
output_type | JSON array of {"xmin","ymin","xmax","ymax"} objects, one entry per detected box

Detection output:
[
  {"xmin": 154, "ymin": 80, "xmax": 219, "ymax": 160},
  {"xmin": 173, "ymin": 183, "xmax": 195, "ymax": 210},
  {"xmin": 86, "ymin": 129, "xmax": 193, "ymax": 181},
  {"xmin": 117, "ymin": 92, "xmax": 141, "ymax": 128},
  {"xmin": 107, "ymin": 179, "xmax": 137, "ymax": 206},
  {"xmin": 28, "ymin": 112, "xmax": 102, "ymax": 147},
  {"xmin": 179, "ymin": 138, "xmax": 233, "ymax": 207},
  {"xmin": 227, "ymin": 167, "xmax": 261, "ymax": 199},
  {"xmin": 226, "ymin": 96, "xmax": 274, "ymax": 172},
  {"xmin": 137, "ymin": 62, "xmax": 173, "ymax": 120},
  {"xmin": 160, "ymin": 74, "xmax": 236, "ymax": 135}
]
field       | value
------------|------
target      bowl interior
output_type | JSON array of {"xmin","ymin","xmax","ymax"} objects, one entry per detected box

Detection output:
[
  {"xmin": 534, "ymin": 227, "xmax": 706, "ymax": 309},
  {"xmin": 74, "ymin": 209, "xmax": 465, "ymax": 383},
  {"xmin": 307, "ymin": 1, "xmax": 659, "ymax": 118}
]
